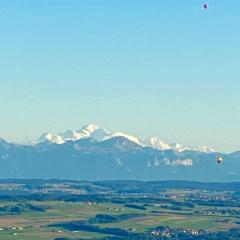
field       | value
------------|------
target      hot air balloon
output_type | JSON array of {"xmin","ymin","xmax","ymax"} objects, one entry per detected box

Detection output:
[
  {"xmin": 203, "ymin": 3, "xmax": 208, "ymax": 10},
  {"xmin": 216, "ymin": 156, "xmax": 223, "ymax": 164}
]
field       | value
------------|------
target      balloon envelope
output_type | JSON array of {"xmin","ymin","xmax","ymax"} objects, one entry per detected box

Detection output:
[
  {"xmin": 216, "ymin": 156, "xmax": 223, "ymax": 164},
  {"xmin": 203, "ymin": 4, "xmax": 208, "ymax": 9}
]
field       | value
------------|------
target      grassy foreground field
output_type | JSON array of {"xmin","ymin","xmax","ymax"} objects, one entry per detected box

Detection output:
[
  {"xmin": 0, "ymin": 180, "xmax": 239, "ymax": 239},
  {"xmin": 0, "ymin": 200, "xmax": 239, "ymax": 239}
]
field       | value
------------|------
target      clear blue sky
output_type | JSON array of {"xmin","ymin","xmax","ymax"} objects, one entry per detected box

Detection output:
[{"xmin": 0, "ymin": 0, "xmax": 239, "ymax": 152}]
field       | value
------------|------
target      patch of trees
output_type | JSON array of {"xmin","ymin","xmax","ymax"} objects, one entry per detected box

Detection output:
[
  {"xmin": 88, "ymin": 213, "xmax": 145, "ymax": 224},
  {"xmin": 50, "ymin": 221, "xmax": 142, "ymax": 238},
  {"xmin": 0, "ymin": 203, "xmax": 49, "ymax": 215},
  {"xmin": 124, "ymin": 204, "xmax": 146, "ymax": 210}
]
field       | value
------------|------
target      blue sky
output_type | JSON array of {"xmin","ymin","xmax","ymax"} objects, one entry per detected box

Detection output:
[{"xmin": 0, "ymin": 0, "xmax": 239, "ymax": 152}]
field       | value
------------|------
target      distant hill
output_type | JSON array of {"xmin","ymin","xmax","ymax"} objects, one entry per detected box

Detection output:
[{"xmin": 0, "ymin": 125, "xmax": 239, "ymax": 181}]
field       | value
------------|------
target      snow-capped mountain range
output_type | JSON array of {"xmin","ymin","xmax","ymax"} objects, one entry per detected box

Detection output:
[
  {"xmin": 0, "ymin": 124, "xmax": 239, "ymax": 181},
  {"xmin": 38, "ymin": 123, "xmax": 215, "ymax": 153}
]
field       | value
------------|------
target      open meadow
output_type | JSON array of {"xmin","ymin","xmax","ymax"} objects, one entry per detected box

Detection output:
[{"xmin": 0, "ymin": 180, "xmax": 239, "ymax": 239}]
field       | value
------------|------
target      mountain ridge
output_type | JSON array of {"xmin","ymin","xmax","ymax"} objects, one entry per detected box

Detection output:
[
  {"xmin": 0, "ymin": 124, "xmax": 239, "ymax": 181},
  {"xmin": 0, "ymin": 134, "xmax": 239, "ymax": 181},
  {"xmin": 36, "ymin": 123, "xmax": 215, "ymax": 153}
]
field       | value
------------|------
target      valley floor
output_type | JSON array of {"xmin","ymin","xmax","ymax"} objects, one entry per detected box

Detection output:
[{"xmin": 0, "ymin": 180, "xmax": 239, "ymax": 239}]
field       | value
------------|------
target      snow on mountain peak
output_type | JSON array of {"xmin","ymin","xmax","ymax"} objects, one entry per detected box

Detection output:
[
  {"xmin": 59, "ymin": 129, "xmax": 79, "ymax": 141},
  {"xmin": 195, "ymin": 146, "xmax": 215, "ymax": 153},
  {"xmin": 143, "ymin": 137, "xmax": 170, "ymax": 150},
  {"xmin": 80, "ymin": 123, "xmax": 99, "ymax": 133},
  {"xmin": 36, "ymin": 124, "xmax": 215, "ymax": 153},
  {"xmin": 75, "ymin": 123, "xmax": 99, "ymax": 138},
  {"xmin": 90, "ymin": 128, "xmax": 110, "ymax": 141},
  {"xmin": 38, "ymin": 133, "xmax": 65, "ymax": 144},
  {"xmin": 103, "ymin": 132, "xmax": 142, "ymax": 145}
]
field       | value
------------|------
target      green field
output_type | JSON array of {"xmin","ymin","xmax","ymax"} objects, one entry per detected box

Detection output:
[
  {"xmin": 0, "ymin": 199, "xmax": 239, "ymax": 240},
  {"xmin": 0, "ymin": 180, "xmax": 239, "ymax": 239}
]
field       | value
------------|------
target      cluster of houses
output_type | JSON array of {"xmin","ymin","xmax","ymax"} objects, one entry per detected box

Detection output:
[
  {"xmin": 151, "ymin": 227, "xmax": 200, "ymax": 237},
  {"xmin": 0, "ymin": 226, "xmax": 24, "ymax": 236}
]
